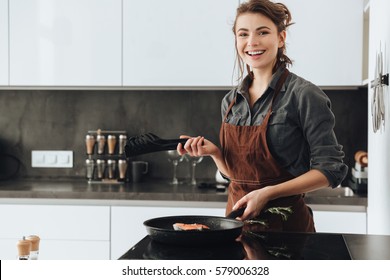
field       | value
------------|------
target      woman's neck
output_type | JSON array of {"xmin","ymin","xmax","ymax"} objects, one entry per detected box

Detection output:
[
  {"xmin": 252, "ymin": 68, "xmax": 273, "ymax": 87},
  {"xmin": 248, "ymin": 68, "xmax": 273, "ymax": 107}
]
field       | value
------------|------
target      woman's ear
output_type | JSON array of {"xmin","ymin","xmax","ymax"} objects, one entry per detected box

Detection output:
[{"xmin": 278, "ymin": 30, "xmax": 286, "ymax": 48}]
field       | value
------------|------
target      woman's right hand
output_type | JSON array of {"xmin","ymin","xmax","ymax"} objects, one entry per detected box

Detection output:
[
  {"xmin": 178, "ymin": 135, "xmax": 230, "ymax": 178},
  {"xmin": 177, "ymin": 135, "xmax": 220, "ymax": 158}
]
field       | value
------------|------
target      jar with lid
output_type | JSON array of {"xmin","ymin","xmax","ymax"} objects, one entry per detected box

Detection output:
[
  {"xmin": 26, "ymin": 235, "xmax": 40, "ymax": 260},
  {"xmin": 17, "ymin": 237, "xmax": 31, "ymax": 260}
]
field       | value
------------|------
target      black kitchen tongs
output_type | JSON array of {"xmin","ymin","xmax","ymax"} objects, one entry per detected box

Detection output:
[{"xmin": 125, "ymin": 133, "xmax": 187, "ymax": 157}]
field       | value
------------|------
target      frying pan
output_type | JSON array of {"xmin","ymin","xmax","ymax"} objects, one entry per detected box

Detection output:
[{"xmin": 143, "ymin": 208, "xmax": 245, "ymax": 245}]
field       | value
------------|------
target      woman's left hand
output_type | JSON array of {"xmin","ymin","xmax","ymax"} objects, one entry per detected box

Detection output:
[{"xmin": 232, "ymin": 188, "xmax": 271, "ymax": 221}]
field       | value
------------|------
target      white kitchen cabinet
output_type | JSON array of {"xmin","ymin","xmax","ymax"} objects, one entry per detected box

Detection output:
[
  {"xmin": 123, "ymin": 0, "xmax": 238, "ymax": 87},
  {"xmin": 283, "ymin": 0, "xmax": 364, "ymax": 86},
  {"xmin": 0, "ymin": 204, "xmax": 110, "ymax": 260},
  {"xmin": 9, "ymin": 0, "xmax": 121, "ymax": 86},
  {"xmin": 313, "ymin": 210, "xmax": 367, "ymax": 234},
  {"xmin": 0, "ymin": 0, "xmax": 8, "ymax": 85},
  {"xmin": 111, "ymin": 205, "xmax": 225, "ymax": 260}
]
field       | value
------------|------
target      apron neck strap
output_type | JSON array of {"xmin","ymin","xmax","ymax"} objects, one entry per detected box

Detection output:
[
  {"xmin": 270, "ymin": 68, "xmax": 289, "ymax": 107},
  {"xmin": 223, "ymin": 68, "xmax": 290, "ymax": 122}
]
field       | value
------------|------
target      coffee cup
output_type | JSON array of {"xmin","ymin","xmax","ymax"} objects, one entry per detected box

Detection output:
[{"xmin": 131, "ymin": 161, "xmax": 148, "ymax": 183}]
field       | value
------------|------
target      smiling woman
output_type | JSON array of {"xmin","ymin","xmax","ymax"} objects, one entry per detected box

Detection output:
[
  {"xmin": 234, "ymin": 12, "xmax": 287, "ymax": 104},
  {"xmin": 232, "ymin": 0, "xmax": 293, "ymax": 81},
  {"xmin": 177, "ymin": 0, "xmax": 348, "ymax": 233}
]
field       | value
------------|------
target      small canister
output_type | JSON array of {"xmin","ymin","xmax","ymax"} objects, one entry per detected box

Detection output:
[
  {"xmin": 107, "ymin": 135, "xmax": 117, "ymax": 155},
  {"xmin": 96, "ymin": 159, "xmax": 106, "ymax": 179},
  {"xmin": 107, "ymin": 159, "xmax": 116, "ymax": 179},
  {"xmin": 85, "ymin": 134, "xmax": 95, "ymax": 155},
  {"xmin": 119, "ymin": 135, "xmax": 127, "ymax": 155},
  {"xmin": 96, "ymin": 134, "xmax": 106, "ymax": 155},
  {"xmin": 118, "ymin": 159, "xmax": 128, "ymax": 180},
  {"xmin": 26, "ymin": 235, "xmax": 40, "ymax": 260},
  {"xmin": 86, "ymin": 159, "xmax": 95, "ymax": 180},
  {"xmin": 17, "ymin": 237, "xmax": 32, "ymax": 260}
]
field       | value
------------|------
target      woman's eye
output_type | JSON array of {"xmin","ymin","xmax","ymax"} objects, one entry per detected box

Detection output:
[
  {"xmin": 237, "ymin": 33, "xmax": 248, "ymax": 38},
  {"xmin": 259, "ymin": 31, "xmax": 269, "ymax": 36}
]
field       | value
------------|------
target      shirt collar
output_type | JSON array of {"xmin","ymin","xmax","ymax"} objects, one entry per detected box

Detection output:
[{"xmin": 236, "ymin": 66, "xmax": 287, "ymax": 99}]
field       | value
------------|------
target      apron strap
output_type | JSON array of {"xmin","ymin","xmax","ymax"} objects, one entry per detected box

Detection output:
[
  {"xmin": 223, "ymin": 68, "xmax": 290, "ymax": 122},
  {"xmin": 223, "ymin": 95, "xmax": 237, "ymax": 122},
  {"xmin": 270, "ymin": 68, "xmax": 290, "ymax": 109}
]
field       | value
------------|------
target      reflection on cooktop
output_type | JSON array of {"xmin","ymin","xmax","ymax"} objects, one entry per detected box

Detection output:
[
  {"xmin": 143, "ymin": 240, "xmax": 245, "ymax": 260},
  {"xmin": 120, "ymin": 231, "xmax": 351, "ymax": 260}
]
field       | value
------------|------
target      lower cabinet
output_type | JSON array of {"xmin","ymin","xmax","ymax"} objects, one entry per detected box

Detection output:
[
  {"xmin": 110, "ymin": 205, "xmax": 225, "ymax": 260},
  {"xmin": 312, "ymin": 210, "xmax": 367, "ymax": 234},
  {"xmin": 0, "ymin": 204, "xmax": 110, "ymax": 260},
  {"xmin": 0, "ymin": 203, "xmax": 367, "ymax": 260}
]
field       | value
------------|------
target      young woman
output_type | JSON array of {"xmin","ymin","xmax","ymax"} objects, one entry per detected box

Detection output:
[{"xmin": 178, "ymin": 0, "xmax": 347, "ymax": 232}]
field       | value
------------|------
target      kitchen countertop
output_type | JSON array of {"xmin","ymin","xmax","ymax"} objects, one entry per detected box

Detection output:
[
  {"xmin": 0, "ymin": 178, "xmax": 367, "ymax": 211},
  {"xmin": 120, "ymin": 232, "xmax": 390, "ymax": 260}
]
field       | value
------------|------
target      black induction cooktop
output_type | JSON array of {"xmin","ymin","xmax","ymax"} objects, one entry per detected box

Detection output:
[{"xmin": 119, "ymin": 231, "xmax": 351, "ymax": 260}]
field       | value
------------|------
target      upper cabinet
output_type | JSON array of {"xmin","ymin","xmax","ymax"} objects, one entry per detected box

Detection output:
[
  {"xmin": 122, "ymin": 0, "xmax": 238, "ymax": 87},
  {"xmin": 9, "ymin": 0, "xmax": 122, "ymax": 86},
  {"xmin": 3, "ymin": 0, "xmax": 365, "ymax": 88},
  {"xmin": 283, "ymin": 0, "xmax": 364, "ymax": 87},
  {"xmin": 0, "ymin": 0, "xmax": 8, "ymax": 85}
]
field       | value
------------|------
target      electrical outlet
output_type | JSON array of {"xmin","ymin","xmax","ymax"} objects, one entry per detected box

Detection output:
[{"xmin": 31, "ymin": 150, "xmax": 73, "ymax": 168}]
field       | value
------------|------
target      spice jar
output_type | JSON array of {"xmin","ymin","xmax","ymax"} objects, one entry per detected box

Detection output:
[
  {"xmin": 107, "ymin": 135, "xmax": 117, "ymax": 155},
  {"xmin": 17, "ymin": 237, "xmax": 32, "ymax": 260},
  {"xmin": 26, "ymin": 235, "xmax": 40, "ymax": 260}
]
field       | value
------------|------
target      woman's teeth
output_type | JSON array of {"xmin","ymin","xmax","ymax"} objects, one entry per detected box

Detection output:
[{"xmin": 247, "ymin": 50, "xmax": 265, "ymax": 56}]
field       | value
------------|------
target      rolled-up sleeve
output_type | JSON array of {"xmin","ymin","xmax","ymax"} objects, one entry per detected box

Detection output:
[{"xmin": 297, "ymin": 84, "xmax": 348, "ymax": 187}]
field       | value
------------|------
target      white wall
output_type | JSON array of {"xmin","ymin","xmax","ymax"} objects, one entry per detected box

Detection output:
[{"xmin": 367, "ymin": 0, "xmax": 390, "ymax": 235}]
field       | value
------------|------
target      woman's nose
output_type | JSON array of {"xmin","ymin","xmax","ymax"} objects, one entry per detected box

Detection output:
[{"xmin": 247, "ymin": 35, "xmax": 259, "ymax": 46}]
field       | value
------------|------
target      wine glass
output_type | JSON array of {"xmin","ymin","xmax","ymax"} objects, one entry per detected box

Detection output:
[
  {"xmin": 166, "ymin": 150, "xmax": 184, "ymax": 185},
  {"xmin": 189, "ymin": 156, "xmax": 204, "ymax": 185}
]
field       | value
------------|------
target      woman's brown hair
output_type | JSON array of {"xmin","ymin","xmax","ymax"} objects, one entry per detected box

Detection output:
[{"xmin": 233, "ymin": 0, "xmax": 293, "ymax": 80}]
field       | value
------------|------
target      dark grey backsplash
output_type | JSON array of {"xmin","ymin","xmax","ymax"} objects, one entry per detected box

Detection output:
[{"xmin": 0, "ymin": 87, "xmax": 367, "ymax": 183}]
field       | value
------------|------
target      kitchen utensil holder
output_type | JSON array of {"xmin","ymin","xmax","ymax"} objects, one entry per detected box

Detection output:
[
  {"xmin": 371, "ymin": 73, "xmax": 389, "ymax": 88},
  {"xmin": 85, "ymin": 129, "xmax": 128, "ymax": 184},
  {"xmin": 371, "ymin": 45, "xmax": 388, "ymax": 133}
]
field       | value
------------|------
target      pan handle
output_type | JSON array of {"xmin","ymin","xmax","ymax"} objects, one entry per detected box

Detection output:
[{"xmin": 226, "ymin": 207, "xmax": 245, "ymax": 219}]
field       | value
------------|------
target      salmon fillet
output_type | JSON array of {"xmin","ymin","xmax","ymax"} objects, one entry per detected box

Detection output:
[{"xmin": 173, "ymin": 223, "xmax": 210, "ymax": 231}]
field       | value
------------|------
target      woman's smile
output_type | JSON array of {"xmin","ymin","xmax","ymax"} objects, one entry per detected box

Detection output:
[{"xmin": 246, "ymin": 50, "xmax": 266, "ymax": 56}]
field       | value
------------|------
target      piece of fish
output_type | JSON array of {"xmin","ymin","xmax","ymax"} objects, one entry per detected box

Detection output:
[{"xmin": 173, "ymin": 223, "xmax": 210, "ymax": 231}]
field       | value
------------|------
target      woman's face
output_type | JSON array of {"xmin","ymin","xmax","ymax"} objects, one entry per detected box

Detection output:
[{"xmin": 235, "ymin": 12, "xmax": 285, "ymax": 73}]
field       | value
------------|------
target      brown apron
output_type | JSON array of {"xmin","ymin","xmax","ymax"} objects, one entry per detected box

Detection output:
[{"xmin": 220, "ymin": 69, "xmax": 315, "ymax": 233}]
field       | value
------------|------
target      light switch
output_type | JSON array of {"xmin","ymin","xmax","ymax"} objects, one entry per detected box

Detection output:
[
  {"xmin": 32, "ymin": 151, "xmax": 73, "ymax": 168},
  {"xmin": 58, "ymin": 154, "xmax": 70, "ymax": 164},
  {"xmin": 46, "ymin": 154, "xmax": 57, "ymax": 164}
]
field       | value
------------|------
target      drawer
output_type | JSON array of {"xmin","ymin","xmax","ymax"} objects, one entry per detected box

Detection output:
[{"xmin": 0, "ymin": 204, "xmax": 110, "ymax": 240}]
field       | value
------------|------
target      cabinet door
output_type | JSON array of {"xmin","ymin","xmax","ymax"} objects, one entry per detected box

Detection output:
[
  {"xmin": 0, "ymin": 0, "xmax": 8, "ymax": 85},
  {"xmin": 313, "ymin": 210, "xmax": 367, "ymax": 234},
  {"xmin": 283, "ymin": 0, "xmax": 364, "ymax": 86},
  {"xmin": 0, "ymin": 204, "xmax": 110, "ymax": 260},
  {"xmin": 111, "ymin": 206, "xmax": 225, "ymax": 259},
  {"xmin": 9, "ymin": 0, "xmax": 121, "ymax": 86},
  {"xmin": 123, "ymin": 0, "xmax": 238, "ymax": 87}
]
